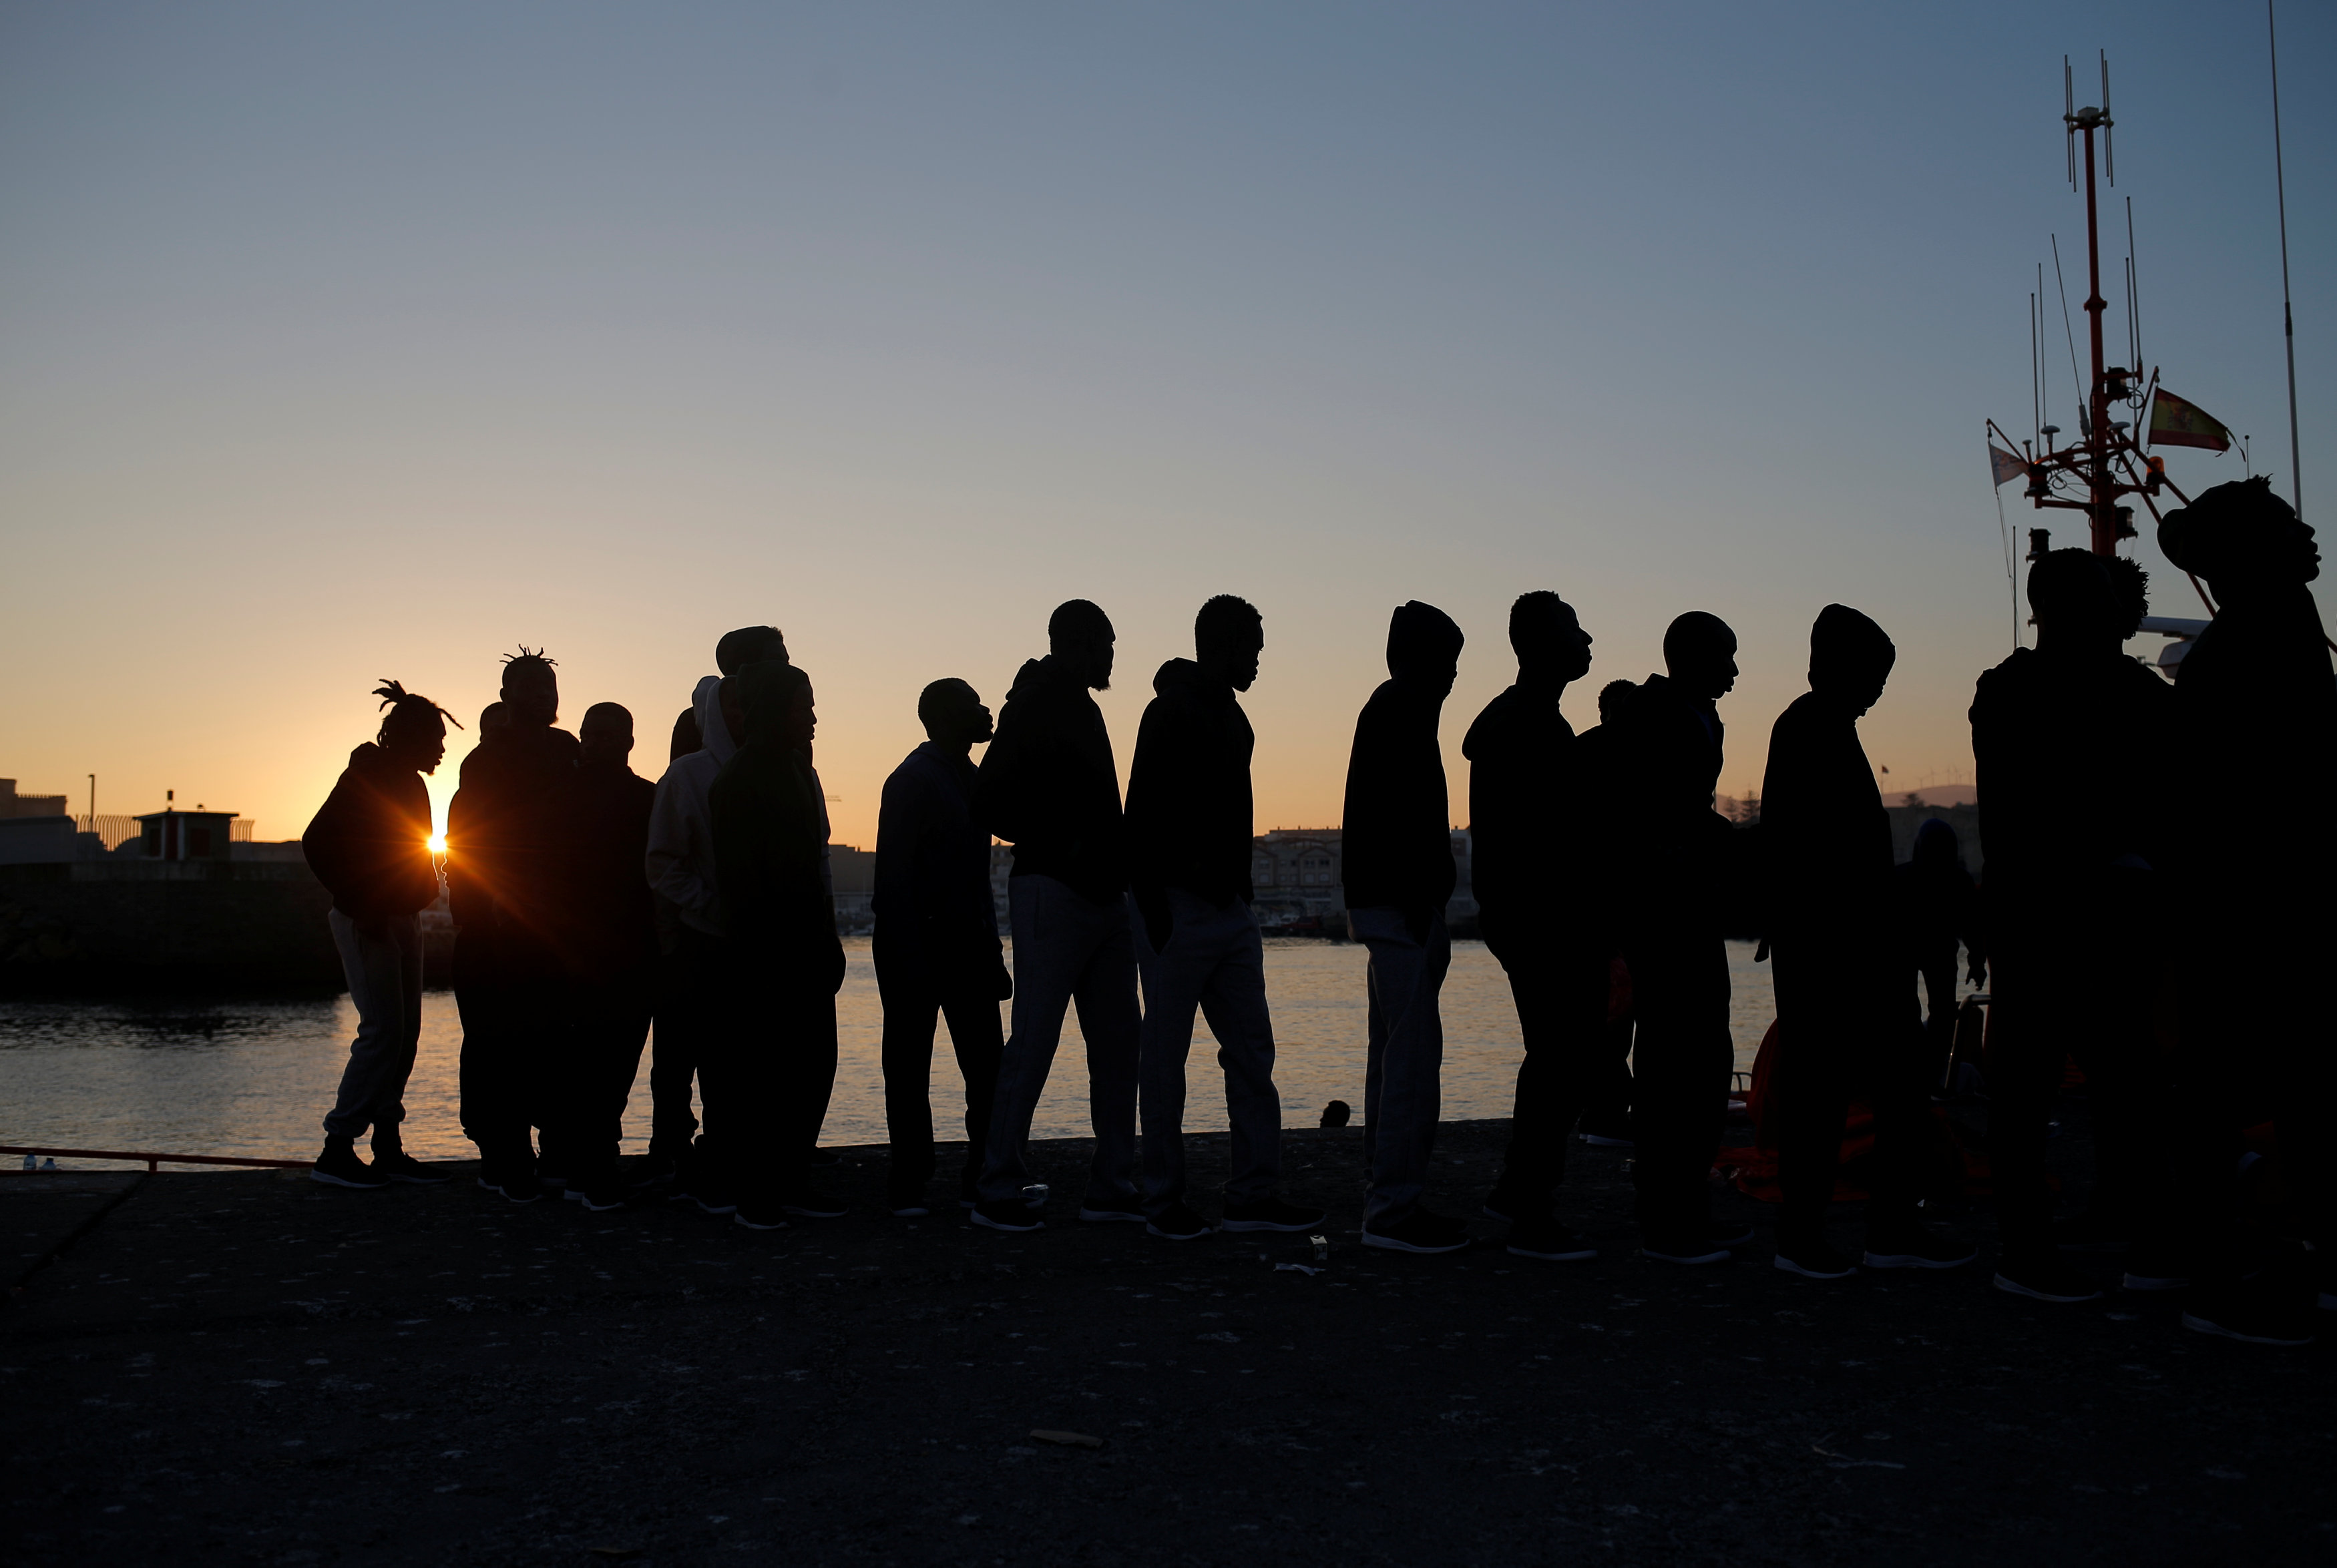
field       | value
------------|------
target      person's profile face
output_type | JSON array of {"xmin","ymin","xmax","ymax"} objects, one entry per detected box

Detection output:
[
  {"xmin": 1066, "ymin": 639, "xmax": 1114, "ymax": 692},
  {"xmin": 785, "ymin": 684, "xmax": 818, "ymax": 751},
  {"xmin": 1528, "ymin": 608, "xmax": 1592, "ymax": 684},
  {"xmin": 1685, "ymin": 637, "xmax": 1739, "ymax": 701},
  {"xmin": 1208, "ymin": 628, "xmax": 1264, "ymax": 692}
]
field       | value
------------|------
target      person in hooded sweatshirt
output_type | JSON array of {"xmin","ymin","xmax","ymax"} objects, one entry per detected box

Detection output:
[
  {"xmin": 1464, "ymin": 591, "xmax": 1607, "ymax": 1263},
  {"xmin": 302, "ymin": 680, "xmax": 461, "ymax": 1190},
  {"xmin": 1605, "ymin": 611, "xmax": 1743, "ymax": 1264},
  {"xmin": 1763, "ymin": 605, "xmax": 1976, "ymax": 1280},
  {"xmin": 873, "ymin": 678, "xmax": 1010, "ymax": 1217},
  {"xmin": 1126, "ymin": 595, "xmax": 1329, "ymax": 1241},
  {"xmin": 449, "ymin": 647, "xmax": 581, "ymax": 1203},
  {"xmin": 2157, "ymin": 479, "xmax": 2334, "ymax": 1345},
  {"xmin": 1343, "ymin": 600, "xmax": 1469, "ymax": 1254},
  {"xmin": 1972, "ymin": 549, "xmax": 2173, "ymax": 1307},
  {"xmin": 966, "ymin": 599, "xmax": 1143, "ymax": 1233},
  {"xmin": 711, "ymin": 659, "xmax": 846, "ymax": 1231},
  {"xmin": 540, "ymin": 702, "xmax": 658, "ymax": 1214}
]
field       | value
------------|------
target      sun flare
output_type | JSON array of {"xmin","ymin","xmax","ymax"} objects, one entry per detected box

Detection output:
[{"xmin": 427, "ymin": 833, "xmax": 447, "ymax": 856}]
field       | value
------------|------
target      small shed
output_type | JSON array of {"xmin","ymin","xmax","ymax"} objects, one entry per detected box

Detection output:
[{"xmin": 136, "ymin": 810, "xmax": 238, "ymax": 862}]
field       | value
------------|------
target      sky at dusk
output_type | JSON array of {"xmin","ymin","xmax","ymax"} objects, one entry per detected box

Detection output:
[{"xmin": 1, "ymin": 1, "xmax": 2327, "ymax": 847}]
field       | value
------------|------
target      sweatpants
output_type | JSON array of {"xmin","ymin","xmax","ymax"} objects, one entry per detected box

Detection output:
[
  {"xmin": 540, "ymin": 965, "xmax": 653, "ymax": 1184},
  {"xmin": 1769, "ymin": 939, "xmax": 1928, "ymax": 1245},
  {"xmin": 647, "ymin": 945, "xmax": 706, "ymax": 1157},
  {"xmin": 455, "ymin": 953, "xmax": 564, "ymax": 1171},
  {"xmin": 1483, "ymin": 924, "xmax": 1611, "ymax": 1219},
  {"xmin": 322, "ymin": 910, "xmax": 425, "ymax": 1147},
  {"xmin": 976, "ymin": 874, "xmax": 1141, "ymax": 1210},
  {"xmin": 876, "ymin": 963, "xmax": 1004, "ymax": 1204},
  {"xmin": 1133, "ymin": 889, "xmax": 1282, "ymax": 1215},
  {"xmin": 1619, "ymin": 926, "xmax": 1732, "ymax": 1240},
  {"xmin": 1353, "ymin": 906, "xmax": 1452, "ymax": 1228},
  {"xmin": 704, "ymin": 947, "xmax": 839, "ymax": 1205}
]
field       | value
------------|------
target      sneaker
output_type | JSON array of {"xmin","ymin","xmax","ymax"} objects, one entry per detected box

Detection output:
[
  {"xmin": 779, "ymin": 1188, "xmax": 847, "ymax": 1220},
  {"xmin": 1774, "ymin": 1240, "xmax": 1859, "ymax": 1279},
  {"xmin": 1992, "ymin": 1261, "xmax": 2103, "ymax": 1303},
  {"xmin": 2182, "ymin": 1291, "xmax": 2316, "ymax": 1346},
  {"xmin": 1479, "ymin": 1186, "xmax": 1532, "ymax": 1224},
  {"xmin": 1576, "ymin": 1117, "xmax": 1633, "ymax": 1147},
  {"xmin": 1221, "ymin": 1197, "xmax": 1329, "ymax": 1233},
  {"xmin": 624, "ymin": 1151, "xmax": 681, "ymax": 1190},
  {"xmin": 1078, "ymin": 1205, "xmax": 1146, "ymax": 1224},
  {"xmin": 567, "ymin": 1181, "xmax": 626, "ymax": 1214},
  {"xmin": 1642, "ymin": 1235, "xmax": 1731, "ymax": 1266},
  {"xmin": 477, "ymin": 1168, "xmax": 544, "ymax": 1204},
  {"xmin": 1146, "ymin": 1202, "xmax": 1217, "ymax": 1241},
  {"xmin": 310, "ymin": 1142, "xmax": 390, "ymax": 1190},
  {"xmin": 888, "ymin": 1195, "xmax": 935, "ymax": 1218},
  {"xmin": 734, "ymin": 1202, "xmax": 793, "ymax": 1232},
  {"xmin": 684, "ymin": 1186, "xmax": 738, "ymax": 1217},
  {"xmin": 972, "ymin": 1199, "xmax": 1045, "ymax": 1234},
  {"xmin": 1361, "ymin": 1209, "xmax": 1471, "ymax": 1254},
  {"xmin": 1506, "ymin": 1218, "xmax": 1597, "ymax": 1263},
  {"xmin": 369, "ymin": 1149, "xmax": 449, "ymax": 1185},
  {"xmin": 1707, "ymin": 1220, "xmax": 1757, "ymax": 1250},
  {"xmin": 1863, "ymin": 1230, "xmax": 1977, "ymax": 1270}
]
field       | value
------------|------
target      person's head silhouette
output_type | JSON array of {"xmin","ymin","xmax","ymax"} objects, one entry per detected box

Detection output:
[
  {"xmin": 1663, "ymin": 612, "xmax": 1738, "ymax": 701},
  {"xmin": 2027, "ymin": 549, "xmax": 2121, "ymax": 654},
  {"xmin": 1912, "ymin": 815, "xmax": 1962, "ymax": 872},
  {"xmin": 2158, "ymin": 477, "xmax": 2320, "ymax": 602},
  {"xmin": 1596, "ymin": 679, "xmax": 1639, "ymax": 724},
  {"xmin": 1049, "ymin": 599, "xmax": 1116, "ymax": 692},
  {"xmin": 499, "ymin": 647, "xmax": 559, "ymax": 730},
  {"xmin": 716, "ymin": 676, "xmax": 747, "ymax": 753},
  {"xmin": 1510, "ymin": 591, "xmax": 1592, "ymax": 689},
  {"xmin": 1386, "ymin": 601, "xmax": 1464, "ymax": 695},
  {"xmin": 2101, "ymin": 555, "xmax": 2151, "ymax": 643},
  {"xmin": 1807, "ymin": 604, "xmax": 1894, "ymax": 715},
  {"xmin": 580, "ymin": 702, "xmax": 635, "ymax": 770},
  {"xmin": 372, "ymin": 680, "xmax": 459, "ymax": 775},
  {"xmin": 477, "ymin": 701, "xmax": 509, "ymax": 746},
  {"xmin": 716, "ymin": 625, "xmax": 789, "ymax": 676},
  {"xmin": 740, "ymin": 660, "xmax": 817, "ymax": 756},
  {"xmin": 1195, "ymin": 595, "xmax": 1265, "ymax": 692},
  {"xmin": 918, "ymin": 678, "xmax": 995, "ymax": 756}
]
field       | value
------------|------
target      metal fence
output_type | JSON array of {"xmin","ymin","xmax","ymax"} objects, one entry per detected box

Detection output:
[{"xmin": 71, "ymin": 815, "xmax": 258, "ymax": 852}]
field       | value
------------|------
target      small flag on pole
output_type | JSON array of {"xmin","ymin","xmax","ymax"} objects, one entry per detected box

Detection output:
[
  {"xmin": 2147, "ymin": 388, "xmax": 2233, "ymax": 453},
  {"xmin": 1988, "ymin": 445, "xmax": 2028, "ymax": 487}
]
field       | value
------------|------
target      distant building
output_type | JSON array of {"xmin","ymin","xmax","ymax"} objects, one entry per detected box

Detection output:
[
  {"xmin": 1, "ymin": 780, "xmax": 70, "ymax": 818},
  {"xmin": 136, "ymin": 809, "xmax": 240, "ymax": 863}
]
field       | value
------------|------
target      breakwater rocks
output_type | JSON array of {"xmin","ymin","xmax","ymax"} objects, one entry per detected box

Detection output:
[{"xmin": 7, "ymin": 1119, "xmax": 2331, "ymax": 1566}]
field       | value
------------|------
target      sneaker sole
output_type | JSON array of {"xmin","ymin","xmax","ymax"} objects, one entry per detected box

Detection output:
[
  {"xmin": 1710, "ymin": 1230, "xmax": 1758, "ymax": 1250},
  {"xmin": 1864, "ymin": 1250, "xmax": 1977, "ymax": 1270},
  {"xmin": 691, "ymin": 1198, "xmax": 739, "ymax": 1216},
  {"xmin": 971, "ymin": 1211, "xmax": 1044, "ymax": 1234},
  {"xmin": 1146, "ymin": 1224, "xmax": 1217, "ymax": 1240},
  {"xmin": 310, "ymin": 1169, "xmax": 389, "ymax": 1190},
  {"xmin": 889, "ymin": 1206, "xmax": 934, "ymax": 1218},
  {"xmin": 734, "ymin": 1214, "xmax": 793, "ymax": 1232},
  {"xmin": 1222, "ymin": 1216, "xmax": 1326, "ymax": 1233},
  {"xmin": 1992, "ymin": 1272, "xmax": 2102, "ymax": 1303},
  {"xmin": 2180, "ymin": 1311, "xmax": 2314, "ymax": 1346},
  {"xmin": 781, "ymin": 1206, "xmax": 847, "ymax": 1220},
  {"xmin": 1644, "ymin": 1247, "xmax": 1731, "ymax": 1266},
  {"xmin": 1508, "ymin": 1244, "xmax": 1598, "ymax": 1262},
  {"xmin": 1775, "ymin": 1255, "xmax": 1858, "ymax": 1280},
  {"xmin": 1360, "ymin": 1231, "xmax": 1469, "ymax": 1255}
]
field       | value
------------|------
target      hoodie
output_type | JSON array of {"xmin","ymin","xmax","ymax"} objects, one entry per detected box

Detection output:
[
  {"xmin": 710, "ymin": 661, "xmax": 843, "ymax": 991},
  {"xmin": 1759, "ymin": 689, "xmax": 1891, "ymax": 945},
  {"xmin": 1970, "ymin": 645, "xmax": 2168, "ymax": 892},
  {"xmin": 1125, "ymin": 658, "xmax": 1255, "ymax": 908},
  {"xmin": 1603, "ymin": 672, "xmax": 1731, "ymax": 924},
  {"xmin": 1340, "ymin": 603, "xmax": 1464, "ymax": 916},
  {"xmin": 302, "ymin": 742, "xmax": 437, "ymax": 923},
  {"xmin": 1461, "ymin": 678, "xmax": 1582, "ymax": 932},
  {"xmin": 447, "ymin": 720, "xmax": 580, "ymax": 973},
  {"xmin": 973, "ymin": 654, "xmax": 1127, "ymax": 904},
  {"xmin": 874, "ymin": 740, "xmax": 1004, "ymax": 991},
  {"xmin": 646, "ymin": 676, "xmax": 729, "ymax": 937}
]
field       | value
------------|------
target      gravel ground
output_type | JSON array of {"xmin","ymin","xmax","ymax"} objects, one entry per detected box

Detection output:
[{"xmin": 6, "ymin": 1109, "xmax": 2334, "ymax": 1567}]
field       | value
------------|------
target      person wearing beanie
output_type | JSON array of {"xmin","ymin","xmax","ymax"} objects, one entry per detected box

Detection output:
[
  {"xmin": 966, "ymin": 599, "xmax": 1144, "ymax": 1232},
  {"xmin": 1463, "ymin": 591, "xmax": 1608, "ymax": 1262},
  {"xmin": 303, "ymin": 680, "xmax": 461, "ymax": 1190},
  {"xmin": 2157, "ymin": 479, "xmax": 2334, "ymax": 1344},
  {"xmin": 1763, "ymin": 605, "xmax": 1974, "ymax": 1280},
  {"xmin": 1970, "ymin": 551, "xmax": 2173, "ymax": 1308},
  {"xmin": 1343, "ymin": 600, "xmax": 1470, "ymax": 1254},
  {"xmin": 1604, "ymin": 611, "xmax": 1743, "ymax": 1264}
]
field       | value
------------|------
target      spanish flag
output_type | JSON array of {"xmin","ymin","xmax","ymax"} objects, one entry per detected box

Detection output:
[{"xmin": 2147, "ymin": 388, "xmax": 2232, "ymax": 453}]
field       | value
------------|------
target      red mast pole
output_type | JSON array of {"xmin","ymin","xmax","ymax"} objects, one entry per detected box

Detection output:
[{"xmin": 2080, "ymin": 123, "xmax": 2114, "ymax": 556}]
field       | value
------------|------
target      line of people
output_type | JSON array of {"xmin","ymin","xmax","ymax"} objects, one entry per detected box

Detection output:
[{"xmin": 296, "ymin": 478, "xmax": 2332, "ymax": 1340}]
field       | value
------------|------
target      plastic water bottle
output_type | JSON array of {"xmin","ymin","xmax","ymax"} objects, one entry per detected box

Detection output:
[
  {"xmin": 18, "ymin": 1153, "xmax": 31, "ymax": 1171},
  {"xmin": 39, "ymin": 1157, "xmax": 57, "ymax": 1171}
]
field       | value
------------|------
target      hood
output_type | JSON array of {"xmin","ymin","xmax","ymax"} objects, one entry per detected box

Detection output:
[
  {"xmin": 1387, "ymin": 601, "xmax": 1464, "ymax": 682},
  {"xmin": 347, "ymin": 741, "xmax": 386, "ymax": 770},
  {"xmin": 1152, "ymin": 657, "xmax": 1229, "ymax": 704},
  {"xmin": 1005, "ymin": 656, "xmax": 1054, "ymax": 702},
  {"xmin": 692, "ymin": 675, "xmax": 736, "ymax": 766}
]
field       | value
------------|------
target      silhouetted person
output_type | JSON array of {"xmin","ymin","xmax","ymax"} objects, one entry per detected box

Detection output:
[
  {"xmin": 2159, "ymin": 478, "xmax": 2336, "ymax": 1342},
  {"xmin": 1127, "ymin": 596, "xmax": 1327, "ymax": 1241},
  {"xmin": 670, "ymin": 706, "xmax": 702, "ymax": 763},
  {"xmin": 968, "ymin": 599, "xmax": 1142, "ymax": 1232},
  {"xmin": 710, "ymin": 660, "xmax": 845, "ymax": 1230},
  {"xmin": 542, "ymin": 702, "xmax": 658, "ymax": 1212},
  {"xmin": 1893, "ymin": 818, "xmax": 1985, "ymax": 1089},
  {"xmin": 449, "ymin": 648, "xmax": 580, "ymax": 1202},
  {"xmin": 874, "ymin": 679, "xmax": 1010, "ymax": 1217},
  {"xmin": 1971, "ymin": 550, "xmax": 2172, "ymax": 1304},
  {"xmin": 1763, "ymin": 606, "xmax": 1974, "ymax": 1278},
  {"xmin": 1605, "ymin": 611, "xmax": 1741, "ymax": 1263},
  {"xmin": 1464, "ymin": 591, "xmax": 1605, "ymax": 1262},
  {"xmin": 644, "ymin": 676, "xmax": 745, "ymax": 1209},
  {"xmin": 2103, "ymin": 555, "xmax": 2151, "ymax": 644},
  {"xmin": 302, "ymin": 680, "xmax": 461, "ymax": 1190},
  {"xmin": 1574, "ymin": 679, "xmax": 1643, "ymax": 1146},
  {"xmin": 1344, "ymin": 600, "xmax": 1469, "ymax": 1254},
  {"xmin": 716, "ymin": 624, "xmax": 789, "ymax": 676}
]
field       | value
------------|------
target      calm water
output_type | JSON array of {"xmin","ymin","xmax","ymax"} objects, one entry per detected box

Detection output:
[{"xmin": 0, "ymin": 940, "xmax": 1777, "ymax": 1168}]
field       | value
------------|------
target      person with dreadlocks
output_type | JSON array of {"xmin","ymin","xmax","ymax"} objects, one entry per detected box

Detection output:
[
  {"xmin": 302, "ymin": 680, "xmax": 461, "ymax": 1190},
  {"xmin": 449, "ymin": 646, "xmax": 582, "ymax": 1202}
]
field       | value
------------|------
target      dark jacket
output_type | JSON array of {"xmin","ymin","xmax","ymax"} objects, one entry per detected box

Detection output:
[
  {"xmin": 1462, "ymin": 678, "xmax": 1583, "ymax": 933},
  {"xmin": 1759, "ymin": 690, "xmax": 1891, "ymax": 951},
  {"xmin": 874, "ymin": 740, "xmax": 1006, "ymax": 993},
  {"xmin": 1340, "ymin": 676, "xmax": 1455, "ymax": 914},
  {"xmin": 567, "ymin": 758, "xmax": 658, "ymax": 973},
  {"xmin": 709, "ymin": 666, "xmax": 843, "ymax": 993},
  {"xmin": 1126, "ymin": 658, "xmax": 1255, "ymax": 908},
  {"xmin": 448, "ymin": 726, "xmax": 581, "ymax": 974},
  {"xmin": 1603, "ymin": 673, "xmax": 1731, "ymax": 926},
  {"xmin": 302, "ymin": 743, "xmax": 437, "ymax": 924},
  {"xmin": 974, "ymin": 655, "xmax": 1127, "ymax": 904},
  {"xmin": 1970, "ymin": 646, "xmax": 2169, "ymax": 893}
]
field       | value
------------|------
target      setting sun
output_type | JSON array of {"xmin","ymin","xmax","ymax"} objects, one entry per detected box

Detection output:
[{"xmin": 427, "ymin": 833, "xmax": 447, "ymax": 856}]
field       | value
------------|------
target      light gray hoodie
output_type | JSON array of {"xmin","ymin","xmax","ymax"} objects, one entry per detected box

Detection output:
[{"xmin": 645, "ymin": 674, "xmax": 832, "ymax": 938}]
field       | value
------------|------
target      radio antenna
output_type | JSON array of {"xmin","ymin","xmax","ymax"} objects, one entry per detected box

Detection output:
[
  {"xmin": 2125, "ymin": 196, "xmax": 2141, "ymax": 372},
  {"xmin": 2051, "ymin": 234, "xmax": 2083, "ymax": 429},
  {"xmin": 2101, "ymin": 52, "xmax": 2115, "ymax": 186},
  {"xmin": 2064, "ymin": 57, "xmax": 2077, "ymax": 190},
  {"xmin": 2268, "ymin": 1, "xmax": 2301, "ymax": 518}
]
